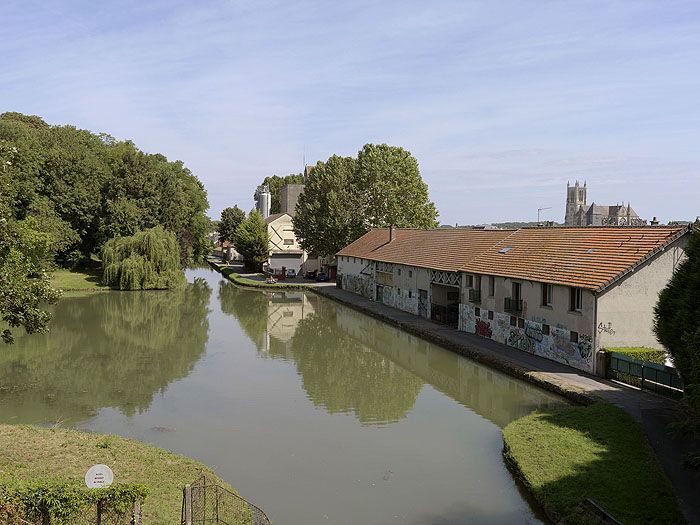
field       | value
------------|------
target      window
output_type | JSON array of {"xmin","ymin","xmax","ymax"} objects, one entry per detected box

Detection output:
[
  {"xmin": 542, "ymin": 324, "xmax": 550, "ymax": 336},
  {"xmin": 510, "ymin": 316, "xmax": 517, "ymax": 327},
  {"xmin": 475, "ymin": 307, "xmax": 481, "ymax": 317},
  {"xmin": 408, "ymin": 290, "xmax": 412, "ymax": 298},
  {"xmin": 397, "ymin": 268, "xmax": 401, "ymax": 276},
  {"xmin": 489, "ymin": 276, "xmax": 495, "ymax": 296},
  {"xmin": 570, "ymin": 331, "xmax": 579, "ymax": 343},
  {"xmin": 398, "ymin": 288, "xmax": 401, "ymax": 295},
  {"xmin": 569, "ymin": 287, "xmax": 583, "ymax": 312},
  {"xmin": 447, "ymin": 290, "xmax": 459, "ymax": 301},
  {"xmin": 474, "ymin": 275, "xmax": 482, "ymax": 291},
  {"xmin": 488, "ymin": 310, "xmax": 494, "ymax": 320},
  {"xmin": 283, "ymin": 239, "xmax": 294, "ymax": 245},
  {"xmin": 465, "ymin": 275, "xmax": 473, "ymax": 287},
  {"xmin": 409, "ymin": 270, "xmax": 413, "ymax": 278},
  {"xmin": 353, "ymin": 257, "xmax": 357, "ymax": 263},
  {"xmin": 512, "ymin": 282, "xmax": 522, "ymax": 302},
  {"xmin": 541, "ymin": 283, "xmax": 552, "ymax": 306},
  {"xmin": 518, "ymin": 318, "xmax": 525, "ymax": 328}
]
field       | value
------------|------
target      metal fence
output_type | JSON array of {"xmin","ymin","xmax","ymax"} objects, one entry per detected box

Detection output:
[
  {"xmin": 182, "ymin": 474, "xmax": 270, "ymax": 525},
  {"xmin": 607, "ymin": 352, "xmax": 683, "ymax": 399}
]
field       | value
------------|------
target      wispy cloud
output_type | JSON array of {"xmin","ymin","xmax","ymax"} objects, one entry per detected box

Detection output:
[{"xmin": 1, "ymin": 0, "xmax": 699, "ymax": 223}]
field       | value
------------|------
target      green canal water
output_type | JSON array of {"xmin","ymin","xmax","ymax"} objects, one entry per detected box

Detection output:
[{"xmin": 0, "ymin": 267, "xmax": 565, "ymax": 524}]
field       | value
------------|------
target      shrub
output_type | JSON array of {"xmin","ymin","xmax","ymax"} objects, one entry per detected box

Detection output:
[
  {"xmin": 0, "ymin": 479, "xmax": 148, "ymax": 524},
  {"xmin": 602, "ymin": 347, "xmax": 667, "ymax": 365},
  {"xmin": 101, "ymin": 227, "xmax": 185, "ymax": 290}
]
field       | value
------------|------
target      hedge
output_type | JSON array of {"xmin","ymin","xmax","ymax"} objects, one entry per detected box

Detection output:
[{"xmin": 602, "ymin": 347, "xmax": 668, "ymax": 365}]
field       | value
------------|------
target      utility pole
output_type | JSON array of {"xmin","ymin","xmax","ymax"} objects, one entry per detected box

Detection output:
[{"xmin": 537, "ymin": 206, "xmax": 552, "ymax": 226}]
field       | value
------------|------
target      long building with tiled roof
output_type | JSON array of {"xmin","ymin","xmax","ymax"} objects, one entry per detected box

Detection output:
[{"xmin": 336, "ymin": 224, "xmax": 694, "ymax": 374}]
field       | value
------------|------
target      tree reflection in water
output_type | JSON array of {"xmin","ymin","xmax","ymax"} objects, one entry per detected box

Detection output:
[
  {"xmin": 0, "ymin": 278, "xmax": 211, "ymax": 424},
  {"xmin": 218, "ymin": 282, "xmax": 565, "ymax": 428},
  {"xmin": 218, "ymin": 281, "xmax": 423, "ymax": 425}
]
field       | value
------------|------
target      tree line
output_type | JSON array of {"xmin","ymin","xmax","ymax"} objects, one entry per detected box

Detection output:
[
  {"xmin": 0, "ymin": 112, "xmax": 211, "ymax": 341},
  {"xmin": 219, "ymin": 143, "xmax": 439, "ymax": 269}
]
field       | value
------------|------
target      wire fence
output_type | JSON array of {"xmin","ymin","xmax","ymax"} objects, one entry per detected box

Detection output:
[{"xmin": 182, "ymin": 474, "xmax": 270, "ymax": 525}]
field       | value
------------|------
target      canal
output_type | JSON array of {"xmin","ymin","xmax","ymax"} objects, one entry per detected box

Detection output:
[{"xmin": 0, "ymin": 267, "xmax": 565, "ymax": 524}]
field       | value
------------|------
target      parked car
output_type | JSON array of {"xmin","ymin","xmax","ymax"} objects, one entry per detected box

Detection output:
[
  {"xmin": 286, "ymin": 269, "xmax": 296, "ymax": 278},
  {"xmin": 316, "ymin": 272, "xmax": 329, "ymax": 282},
  {"xmin": 304, "ymin": 270, "xmax": 317, "ymax": 280}
]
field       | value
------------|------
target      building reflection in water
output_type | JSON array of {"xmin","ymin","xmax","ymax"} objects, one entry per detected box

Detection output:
[{"xmin": 218, "ymin": 282, "xmax": 565, "ymax": 428}]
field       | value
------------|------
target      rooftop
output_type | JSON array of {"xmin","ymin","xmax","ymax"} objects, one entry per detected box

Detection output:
[{"xmin": 338, "ymin": 226, "xmax": 690, "ymax": 291}]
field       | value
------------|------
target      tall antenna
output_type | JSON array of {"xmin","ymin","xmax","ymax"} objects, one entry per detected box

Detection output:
[{"xmin": 538, "ymin": 206, "xmax": 552, "ymax": 226}]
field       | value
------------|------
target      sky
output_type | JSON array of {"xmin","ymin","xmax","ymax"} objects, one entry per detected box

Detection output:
[{"xmin": 2, "ymin": 0, "xmax": 699, "ymax": 225}]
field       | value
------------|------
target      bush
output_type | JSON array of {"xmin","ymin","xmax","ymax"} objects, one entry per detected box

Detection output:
[
  {"xmin": 602, "ymin": 347, "xmax": 668, "ymax": 365},
  {"xmin": 101, "ymin": 227, "xmax": 185, "ymax": 290},
  {"xmin": 0, "ymin": 479, "xmax": 148, "ymax": 524}
]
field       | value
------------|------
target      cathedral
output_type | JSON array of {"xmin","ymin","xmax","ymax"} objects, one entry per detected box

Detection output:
[{"xmin": 564, "ymin": 181, "xmax": 646, "ymax": 226}]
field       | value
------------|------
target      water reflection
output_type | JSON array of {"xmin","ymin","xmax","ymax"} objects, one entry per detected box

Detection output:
[
  {"xmin": 0, "ymin": 278, "xmax": 211, "ymax": 424},
  {"xmin": 218, "ymin": 283, "xmax": 563, "ymax": 427}
]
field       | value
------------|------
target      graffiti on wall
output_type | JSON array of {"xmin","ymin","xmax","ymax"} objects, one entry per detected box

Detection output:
[
  {"xmin": 475, "ymin": 319, "xmax": 492, "ymax": 338},
  {"xmin": 597, "ymin": 322, "xmax": 616, "ymax": 336},
  {"xmin": 457, "ymin": 303, "xmax": 594, "ymax": 373}
]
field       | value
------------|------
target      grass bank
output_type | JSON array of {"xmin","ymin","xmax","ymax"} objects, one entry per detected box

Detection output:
[
  {"xmin": 211, "ymin": 261, "xmax": 313, "ymax": 290},
  {"xmin": 51, "ymin": 268, "xmax": 109, "ymax": 292},
  {"xmin": 0, "ymin": 425, "xmax": 233, "ymax": 525},
  {"xmin": 503, "ymin": 403, "xmax": 684, "ymax": 524}
]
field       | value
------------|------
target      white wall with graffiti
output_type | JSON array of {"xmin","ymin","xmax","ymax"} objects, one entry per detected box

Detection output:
[{"xmin": 459, "ymin": 303, "xmax": 594, "ymax": 373}]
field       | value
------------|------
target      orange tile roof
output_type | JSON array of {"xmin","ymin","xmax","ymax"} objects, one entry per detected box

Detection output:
[
  {"xmin": 462, "ymin": 226, "xmax": 688, "ymax": 291},
  {"xmin": 336, "ymin": 228, "xmax": 514, "ymax": 272},
  {"xmin": 338, "ymin": 226, "xmax": 690, "ymax": 291}
]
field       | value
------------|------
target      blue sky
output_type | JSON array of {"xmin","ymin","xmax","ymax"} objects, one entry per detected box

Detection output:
[{"xmin": 2, "ymin": 1, "xmax": 699, "ymax": 224}]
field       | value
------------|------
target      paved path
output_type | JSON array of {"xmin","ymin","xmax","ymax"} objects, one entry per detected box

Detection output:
[{"xmin": 314, "ymin": 286, "xmax": 700, "ymax": 524}]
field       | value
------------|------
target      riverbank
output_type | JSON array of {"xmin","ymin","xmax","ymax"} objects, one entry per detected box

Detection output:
[
  {"xmin": 0, "ymin": 425, "xmax": 232, "ymax": 525},
  {"xmin": 503, "ymin": 403, "xmax": 685, "ymax": 524},
  {"xmin": 51, "ymin": 268, "xmax": 110, "ymax": 292},
  {"xmin": 208, "ymin": 259, "xmax": 326, "ymax": 290},
  {"xmin": 311, "ymin": 286, "xmax": 700, "ymax": 524}
]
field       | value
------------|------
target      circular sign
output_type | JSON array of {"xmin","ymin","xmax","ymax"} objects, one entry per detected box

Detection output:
[{"xmin": 85, "ymin": 464, "xmax": 114, "ymax": 488}]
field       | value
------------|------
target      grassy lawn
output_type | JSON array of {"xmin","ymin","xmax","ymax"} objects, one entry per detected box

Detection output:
[
  {"xmin": 51, "ymin": 268, "xmax": 109, "ymax": 291},
  {"xmin": 0, "ymin": 425, "xmax": 235, "ymax": 525},
  {"xmin": 503, "ymin": 403, "xmax": 685, "ymax": 524}
]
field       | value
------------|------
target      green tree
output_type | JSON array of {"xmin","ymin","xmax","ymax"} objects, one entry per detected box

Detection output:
[
  {"xmin": 101, "ymin": 226, "xmax": 185, "ymax": 290},
  {"xmin": 355, "ymin": 143, "xmax": 438, "ymax": 229},
  {"xmin": 1, "ymin": 142, "xmax": 61, "ymax": 344},
  {"xmin": 655, "ymin": 227, "xmax": 700, "ymax": 410},
  {"xmin": 293, "ymin": 156, "xmax": 362, "ymax": 257},
  {"xmin": 233, "ymin": 211, "xmax": 269, "ymax": 271},
  {"xmin": 254, "ymin": 173, "xmax": 304, "ymax": 214},
  {"xmin": 219, "ymin": 206, "xmax": 246, "ymax": 243}
]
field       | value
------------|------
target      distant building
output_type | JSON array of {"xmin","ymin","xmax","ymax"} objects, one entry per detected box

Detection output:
[
  {"xmin": 255, "ymin": 185, "xmax": 272, "ymax": 219},
  {"xmin": 280, "ymin": 184, "xmax": 305, "ymax": 217},
  {"xmin": 265, "ymin": 212, "xmax": 319, "ymax": 275},
  {"xmin": 564, "ymin": 181, "xmax": 646, "ymax": 226},
  {"xmin": 337, "ymin": 225, "xmax": 692, "ymax": 374}
]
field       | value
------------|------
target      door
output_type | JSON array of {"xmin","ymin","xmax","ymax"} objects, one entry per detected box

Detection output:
[
  {"xmin": 376, "ymin": 285, "xmax": 384, "ymax": 303},
  {"xmin": 418, "ymin": 289, "xmax": 428, "ymax": 318}
]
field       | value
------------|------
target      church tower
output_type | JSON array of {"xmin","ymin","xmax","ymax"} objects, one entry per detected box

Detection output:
[{"xmin": 565, "ymin": 181, "xmax": 587, "ymax": 226}]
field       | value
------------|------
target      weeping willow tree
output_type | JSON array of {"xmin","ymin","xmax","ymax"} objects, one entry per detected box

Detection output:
[{"xmin": 101, "ymin": 227, "xmax": 185, "ymax": 290}]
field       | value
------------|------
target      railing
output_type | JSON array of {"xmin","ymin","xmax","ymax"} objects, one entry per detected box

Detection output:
[
  {"xmin": 504, "ymin": 297, "xmax": 522, "ymax": 313},
  {"xmin": 468, "ymin": 289, "xmax": 481, "ymax": 303},
  {"xmin": 607, "ymin": 352, "xmax": 683, "ymax": 399},
  {"xmin": 182, "ymin": 474, "xmax": 271, "ymax": 525}
]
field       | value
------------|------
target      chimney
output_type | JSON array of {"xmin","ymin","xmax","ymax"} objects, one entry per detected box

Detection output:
[
  {"xmin": 650, "ymin": 216, "xmax": 659, "ymax": 226},
  {"xmin": 389, "ymin": 225, "xmax": 396, "ymax": 242}
]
